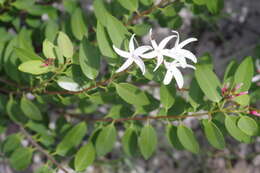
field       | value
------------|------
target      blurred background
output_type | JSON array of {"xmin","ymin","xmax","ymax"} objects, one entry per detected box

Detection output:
[{"xmin": 0, "ymin": 0, "xmax": 260, "ymax": 172}]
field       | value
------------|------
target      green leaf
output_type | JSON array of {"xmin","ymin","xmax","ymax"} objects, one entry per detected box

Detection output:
[
  {"xmin": 195, "ymin": 64, "xmax": 222, "ymax": 102},
  {"xmin": 223, "ymin": 60, "xmax": 237, "ymax": 82},
  {"xmin": 57, "ymin": 31, "xmax": 74, "ymax": 59},
  {"xmin": 96, "ymin": 22, "xmax": 117, "ymax": 59},
  {"xmin": 93, "ymin": 0, "xmax": 109, "ymax": 26},
  {"xmin": 122, "ymin": 127, "xmax": 138, "ymax": 157},
  {"xmin": 237, "ymin": 116, "xmax": 258, "ymax": 136},
  {"xmin": 115, "ymin": 83, "xmax": 150, "ymax": 106},
  {"xmin": 132, "ymin": 23, "xmax": 151, "ymax": 36},
  {"xmin": 63, "ymin": 0, "xmax": 78, "ymax": 14},
  {"xmin": 21, "ymin": 96, "xmax": 42, "ymax": 121},
  {"xmin": 35, "ymin": 165, "xmax": 54, "ymax": 173},
  {"xmin": 10, "ymin": 147, "xmax": 33, "ymax": 171},
  {"xmin": 192, "ymin": 0, "xmax": 205, "ymax": 5},
  {"xmin": 140, "ymin": 0, "xmax": 153, "ymax": 6},
  {"xmin": 56, "ymin": 122, "xmax": 87, "ymax": 156},
  {"xmin": 42, "ymin": 39, "xmax": 56, "ymax": 59},
  {"xmin": 206, "ymin": 0, "xmax": 223, "ymax": 14},
  {"xmin": 18, "ymin": 60, "xmax": 52, "ymax": 75},
  {"xmin": 106, "ymin": 15, "xmax": 129, "ymax": 47},
  {"xmin": 6, "ymin": 97, "xmax": 27, "ymax": 123},
  {"xmin": 74, "ymin": 142, "xmax": 95, "ymax": 171},
  {"xmin": 202, "ymin": 120, "xmax": 225, "ymax": 149},
  {"xmin": 117, "ymin": 0, "xmax": 138, "ymax": 12},
  {"xmin": 233, "ymin": 94, "xmax": 250, "ymax": 106},
  {"xmin": 79, "ymin": 38, "xmax": 100, "ymax": 79},
  {"xmin": 14, "ymin": 47, "xmax": 42, "ymax": 62},
  {"xmin": 95, "ymin": 124, "xmax": 117, "ymax": 157},
  {"xmin": 3, "ymin": 134, "xmax": 21, "ymax": 154},
  {"xmin": 225, "ymin": 116, "xmax": 252, "ymax": 143},
  {"xmin": 160, "ymin": 84, "xmax": 176, "ymax": 110},
  {"xmin": 177, "ymin": 125, "xmax": 199, "ymax": 154},
  {"xmin": 45, "ymin": 20, "xmax": 59, "ymax": 42},
  {"xmin": 138, "ymin": 124, "xmax": 157, "ymax": 160},
  {"xmin": 188, "ymin": 78, "xmax": 204, "ymax": 109},
  {"xmin": 234, "ymin": 56, "xmax": 254, "ymax": 92},
  {"xmin": 166, "ymin": 125, "xmax": 184, "ymax": 150},
  {"xmin": 71, "ymin": 8, "xmax": 88, "ymax": 40}
]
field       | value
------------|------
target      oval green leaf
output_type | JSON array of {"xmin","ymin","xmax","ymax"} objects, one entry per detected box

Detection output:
[
  {"xmin": 42, "ymin": 39, "xmax": 56, "ymax": 59},
  {"xmin": 225, "ymin": 115, "xmax": 252, "ymax": 143},
  {"xmin": 115, "ymin": 83, "xmax": 150, "ymax": 106},
  {"xmin": 160, "ymin": 84, "xmax": 176, "ymax": 110},
  {"xmin": 21, "ymin": 96, "xmax": 42, "ymax": 121},
  {"xmin": 117, "ymin": 0, "xmax": 138, "ymax": 12},
  {"xmin": 138, "ymin": 124, "xmax": 157, "ymax": 160},
  {"xmin": 57, "ymin": 31, "xmax": 74, "ymax": 59},
  {"xmin": 74, "ymin": 142, "xmax": 95, "ymax": 171},
  {"xmin": 56, "ymin": 122, "xmax": 87, "ymax": 156},
  {"xmin": 177, "ymin": 125, "xmax": 200, "ymax": 154},
  {"xmin": 18, "ymin": 60, "xmax": 52, "ymax": 75},
  {"xmin": 122, "ymin": 127, "xmax": 138, "ymax": 157},
  {"xmin": 71, "ymin": 8, "xmax": 88, "ymax": 40},
  {"xmin": 10, "ymin": 147, "xmax": 33, "ymax": 171},
  {"xmin": 79, "ymin": 38, "xmax": 100, "ymax": 80},
  {"xmin": 202, "ymin": 120, "xmax": 225, "ymax": 149},
  {"xmin": 95, "ymin": 124, "xmax": 117, "ymax": 157},
  {"xmin": 166, "ymin": 124, "xmax": 184, "ymax": 150},
  {"xmin": 237, "ymin": 116, "xmax": 258, "ymax": 136},
  {"xmin": 195, "ymin": 64, "xmax": 222, "ymax": 102}
]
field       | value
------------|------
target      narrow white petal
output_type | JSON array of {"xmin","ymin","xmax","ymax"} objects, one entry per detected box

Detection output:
[
  {"xmin": 116, "ymin": 59, "xmax": 133, "ymax": 73},
  {"xmin": 185, "ymin": 64, "xmax": 196, "ymax": 70},
  {"xmin": 135, "ymin": 45, "xmax": 152, "ymax": 55},
  {"xmin": 134, "ymin": 57, "xmax": 146, "ymax": 75},
  {"xmin": 149, "ymin": 28, "xmax": 153, "ymax": 40},
  {"xmin": 163, "ymin": 70, "xmax": 174, "ymax": 85},
  {"xmin": 171, "ymin": 30, "xmax": 179, "ymax": 46},
  {"xmin": 171, "ymin": 66, "xmax": 184, "ymax": 88},
  {"xmin": 129, "ymin": 34, "xmax": 136, "ymax": 53},
  {"xmin": 162, "ymin": 49, "xmax": 187, "ymax": 67},
  {"xmin": 151, "ymin": 40, "xmax": 158, "ymax": 49},
  {"xmin": 252, "ymin": 74, "xmax": 260, "ymax": 82},
  {"xmin": 177, "ymin": 38, "xmax": 197, "ymax": 49},
  {"xmin": 113, "ymin": 45, "xmax": 131, "ymax": 58},
  {"xmin": 154, "ymin": 54, "xmax": 164, "ymax": 71},
  {"xmin": 141, "ymin": 51, "xmax": 157, "ymax": 59},
  {"xmin": 159, "ymin": 35, "xmax": 176, "ymax": 49},
  {"xmin": 178, "ymin": 49, "xmax": 197, "ymax": 63},
  {"xmin": 164, "ymin": 60, "xmax": 172, "ymax": 69}
]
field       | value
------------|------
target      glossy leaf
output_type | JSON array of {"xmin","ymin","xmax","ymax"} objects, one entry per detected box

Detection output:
[
  {"xmin": 42, "ymin": 39, "xmax": 56, "ymax": 59},
  {"xmin": 160, "ymin": 84, "xmax": 176, "ymax": 110},
  {"xmin": 138, "ymin": 124, "xmax": 157, "ymax": 160},
  {"xmin": 195, "ymin": 64, "xmax": 222, "ymax": 102},
  {"xmin": 106, "ymin": 14, "xmax": 129, "ymax": 47},
  {"xmin": 122, "ymin": 127, "xmax": 138, "ymax": 157},
  {"xmin": 71, "ymin": 8, "xmax": 88, "ymax": 40},
  {"xmin": 202, "ymin": 120, "xmax": 225, "ymax": 149},
  {"xmin": 14, "ymin": 47, "xmax": 42, "ymax": 62},
  {"xmin": 117, "ymin": 0, "xmax": 138, "ymax": 12},
  {"xmin": 18, "ymin": 60, "xmax": 52, "ymax": 75},
  {"xmin": 234, "ymin": 56, "xmax": 254, "ymax": 92},
  {"xmin": 225, "ymin": 116, "xmax": 252, "ymax": 143},
  {"xmin": 57, "ymin": 31, "xmax": 74, "ymax": 59},
  {"xmin": 177, "ymin": 125, "xmax": 200, "ymax": 154},
  {"xmin": 79, "ymin": 38, "xmax": 100, "ymax": 79},
  {"xmin": 56, "ymin": 122, "xmax": 87, "ymax": 156},
  {"xmin": 166, "ymin": 125, "xmax": 184, "ymax": 150},
  {"xmin": 74, "ymin": 142, "xmax": 95, "ymax": 171},
  {"xmin": 21, "ymin": 96, "xmax": 43, "ymax": 121},
  {"xmin": 95, "ymin": 124, "xmax": 117, "ymax": 157},
  {"xmin": 96, "ymin": 22, "xmax": 117, "ymax": 58},
  {"xmin": 115, "ymin": 83, "xmax": 150, "ymax": 106},
  {"xmin": 237, "ymin": 116, "xmax": 258, "ymax": 136},
  {"xmin": 10, "ymin": 147, "xmax": 33, "ymax": 171}
]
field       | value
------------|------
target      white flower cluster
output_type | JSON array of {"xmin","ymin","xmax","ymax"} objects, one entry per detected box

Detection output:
[{"xmin": 112, "ymin": 29, "xmax": 198, "ymax": 88}]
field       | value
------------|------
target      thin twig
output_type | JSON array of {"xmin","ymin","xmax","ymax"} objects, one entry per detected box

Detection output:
[{"xmin": 19, "ymin": 125, "xmax": 69, "ymax": 173}]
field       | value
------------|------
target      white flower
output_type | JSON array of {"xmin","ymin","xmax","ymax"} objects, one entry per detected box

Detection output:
[
  {"xmin": 163, "ymin": 60, "xmax": 196, "ymax": 88},
  {"xmin": 252, "ymin": 59, "xmax": 260, "ymax": 83},
  {"xmin": 141, "ymin": 29, "xmax": 179, "ymax": 71},
  {"xmin": 113, "ymin": 34, "xmax": 152, "ymax": 75},
  {"xmin": 168, "ymin": 30, "xmax": 198, "ymax": 68}
]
